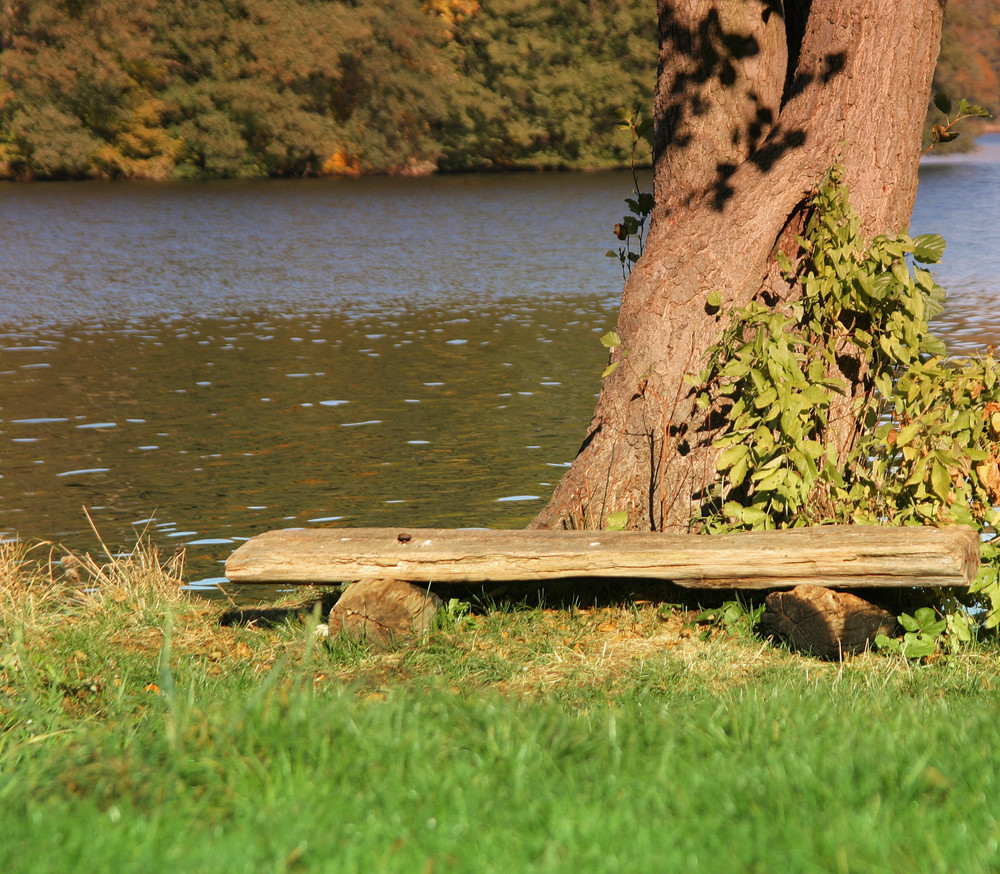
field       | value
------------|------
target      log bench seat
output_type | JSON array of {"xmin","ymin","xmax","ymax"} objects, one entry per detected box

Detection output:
[
  {"xmin": 224, "ymin": 525, "xmax": 980, "ymax": 657},
  {"xmin": 224, "ymin": 524, "xmax": 980, "ymax": 590}
]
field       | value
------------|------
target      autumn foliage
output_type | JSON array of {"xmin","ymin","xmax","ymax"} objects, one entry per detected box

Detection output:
[
  {"xmin": 0, "ymin": 0, "xmax": 655, "ymax": 179},
  {"xmin": 1, "ymin": 0, "xmax": 994, "ymax": 180}
]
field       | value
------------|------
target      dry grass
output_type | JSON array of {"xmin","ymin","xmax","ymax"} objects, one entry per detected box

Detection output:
[
  {"xmin": 0, "ymin": 540, "xmax": 66, "ymax": 630},
  {"xmin": 312, "ymin": 598, "xmax": 820, "ymax": 702},
  {"xmin": 1, "ymin": 533, "xmax": 972, "ymax": 710},
  {"xmin": 0, "ymin": 534, "xmax": 226, "ymax": 664},
  {"xmin": 1, "ymin": 535, "xmax": 186, "ymax": 614}
]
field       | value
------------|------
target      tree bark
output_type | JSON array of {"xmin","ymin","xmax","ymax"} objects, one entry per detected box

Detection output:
[{"xmin": 532, "ymin": 0, "xmax": 945, "ymax": 532}]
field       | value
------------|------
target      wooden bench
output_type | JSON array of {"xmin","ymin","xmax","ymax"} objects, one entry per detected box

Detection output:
[
  {"xmin": 225, "ymin": 524, "xmax": 979, "ymax": 589},
  {"xmin": 224, "ymin": 525, "xmax": 980, "ymax": 657}
]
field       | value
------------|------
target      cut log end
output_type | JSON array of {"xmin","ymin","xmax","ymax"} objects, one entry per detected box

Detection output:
[
  {"xmin": 761, "ymin": 585, "xmax": 898, "ymax": 660},
  {"xmin": 328, "ymin": 579, "xmax": 443, "ymax": 650}
]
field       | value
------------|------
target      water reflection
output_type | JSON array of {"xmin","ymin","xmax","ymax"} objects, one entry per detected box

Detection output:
[
  {"xmin": 1, "ymin": 302, "xmax": 611, "ymax": 586},
  {"xmin": 1, "ymin": 149, "xmax": 999, "ymax": 593},
  {"xmin": 914, "ymin": 133, "xmax": 1000, "ymax": 354}
]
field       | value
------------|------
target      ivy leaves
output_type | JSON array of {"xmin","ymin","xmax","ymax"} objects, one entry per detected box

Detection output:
[
  {"xmin": 693, "ymin": 167, "xmax": 949, "ymax": 530},
  {"xmin": 690, "ymin": 165, "xmax": 1000, "ymax": 646},
  {"xmin": 912, "ymin": 233, "xmax": 947, "ymax": 264},
  {"xmin": 693, "ymin": 299, "xmax": 840, "ymax": 523}
]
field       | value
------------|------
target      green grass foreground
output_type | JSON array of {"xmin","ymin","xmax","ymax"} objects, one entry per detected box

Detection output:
[{"xmin": 2, "ymin": 541, "xmax": 1000, "ymax": 873}]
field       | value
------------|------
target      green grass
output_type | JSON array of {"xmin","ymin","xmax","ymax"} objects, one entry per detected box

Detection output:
[{"xmin": 2, "ymin": 541, "xmax": 1000, "ymax": 873}]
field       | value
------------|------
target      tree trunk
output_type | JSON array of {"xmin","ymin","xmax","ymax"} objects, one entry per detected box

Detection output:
[{"xmin": 532, "ymin": 0, "xmax": 945, "ymax": 532}]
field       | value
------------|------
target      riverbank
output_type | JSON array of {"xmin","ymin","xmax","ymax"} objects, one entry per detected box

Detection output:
[{"xmin": 3, "ymin": 538, "xmax": 1000, "ymax": 872}]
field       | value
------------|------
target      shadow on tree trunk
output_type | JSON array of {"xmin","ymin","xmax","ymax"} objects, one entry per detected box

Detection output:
[{"xmin": 532, "ymin": 0, "xmax": 945, "ymax": 533}]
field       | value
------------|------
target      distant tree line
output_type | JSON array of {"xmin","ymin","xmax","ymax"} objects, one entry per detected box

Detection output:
[
  {"xmin": 0, "ymin": 0, "xmax": 995, "ymax": 180},
  {"xmin": 931, "ymin": 0, "xmax": 1000, "ymax": 143}
]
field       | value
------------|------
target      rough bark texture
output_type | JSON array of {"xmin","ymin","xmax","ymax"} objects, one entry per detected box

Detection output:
[{"xmin": 532, "ymin": 0, "xmax": 945, "ymax": 532}]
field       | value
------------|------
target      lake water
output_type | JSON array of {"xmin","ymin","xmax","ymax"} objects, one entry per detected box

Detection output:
[{"xmin": 2, "ymin": 136, "xmax": 999, "ymax": 593}]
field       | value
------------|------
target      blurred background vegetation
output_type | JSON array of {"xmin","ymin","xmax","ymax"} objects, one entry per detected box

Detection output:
[{"xmin": 0, "ymin": 0, "xmax": 996, "ymax": 180}]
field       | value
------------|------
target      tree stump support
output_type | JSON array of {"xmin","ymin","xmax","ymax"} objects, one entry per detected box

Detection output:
[
  {"xmin": 327, "ymin": 578, "xmax": 442, "ymax": 650},
  {"xmin": 760, "ymin": 585, "xmax": 899, "ymax": 659}
]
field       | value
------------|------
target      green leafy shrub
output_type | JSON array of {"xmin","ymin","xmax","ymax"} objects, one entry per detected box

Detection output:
[
  {"xmin": 875, "ymin": 607, "xmax": 949, "ymax": 659},
  {"xmin": 691, "ymin": 166, "xmax": 1000, "ymax": 649}
]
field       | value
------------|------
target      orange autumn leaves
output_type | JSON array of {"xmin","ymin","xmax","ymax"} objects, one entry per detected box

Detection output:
[{"xmin": 975, "ymin": 402, "xmax": 1000, "ymax": 504}]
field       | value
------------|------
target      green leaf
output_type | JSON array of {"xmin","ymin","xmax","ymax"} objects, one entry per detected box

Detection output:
[
  {"xmin": 896, "ymin": 422, "xmax": 920, "ymax": 447},
  {"xmin": 705, "ymin": 290, "xmax": 722, "ymax": 314},
  {"xmin": 900, "ymin": 634, "xmax": 937, "ymax": 660},
  {"xmin": 739, "ymin": 507, "xmax": 771, "ymax": 528},
  {"xmin": 891, "ymin": 260, "xmax": 911, "ymax": 287},
  {"xmin": 600, "ymin": 331, "xmax": 621, "ymax": 349},
  {"xmin": 717, "ymin": 443, "xmax": 749, "ymax": 472},
  {"xmin": 753, "ymin": 386, "xmax": 778, "ymax": 410},
  {"xmin": 601, "ymin": 360, "xmax": 620, "ymax": 379},
  {"xmin": 912, "ymin": 266, "xmax": 935, "ymax": 292},
  {"xmin": 875, "ymin": 632, "xmax": 900, "ymax": 653},
  {"xmin": 730, "ymin": 454, "xmax": 750, "ymax": 488},
  {"xmin": 930, "ymin": 460, "xmax": 952, "ymax": 502},
  {"xmin": 957, "ymin": 98, "xmax": 992, "ymax": 118},
  {"xmin": 605, "ymin": 511, "xmax": 628, "ymax": 531},
  {"xmin": 912, "ymin": 233, "xmax": 946, "ymax": 264},
  {"xmin": 874, "ymin": 372, "xmax": 894, "ymax": 400},
  {"xmin": 934, "ymin": 92, "xmax": 952, "ymax": 115},
  {"xmin": 899, "ymin": 612, "xmax": 920, "ymax": 633},
  {"xmin": 913, "ymin": 607, "xmax": 945, "ymax": 635},
  {"xmin": 754, "ymin": 467, "xmax": 789, "ymax": 492},
  {"xmin": 921, "ymin": 334, "xmax": 948, "ymax": 357},
  {"xmin": 947, "ymin": 612, "xmax": 973, "ymax": 645}
]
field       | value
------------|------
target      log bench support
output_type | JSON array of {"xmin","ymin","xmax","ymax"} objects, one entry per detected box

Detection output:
[
  {"xmin": 225, "ymin": 525, "xmax": 980, "ymax": 655},
  {"xmin": 760, "ymin": 586, "xmax": 900, "ymax": 659},
  {"xmin": 327, "ymin": 578, "xmax": 442, "ymax": 651}
]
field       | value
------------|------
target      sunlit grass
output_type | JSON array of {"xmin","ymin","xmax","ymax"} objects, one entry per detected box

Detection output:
[{"xmin": 3, "ymin": 536, "xmax": 1000, "ymax": 873}]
